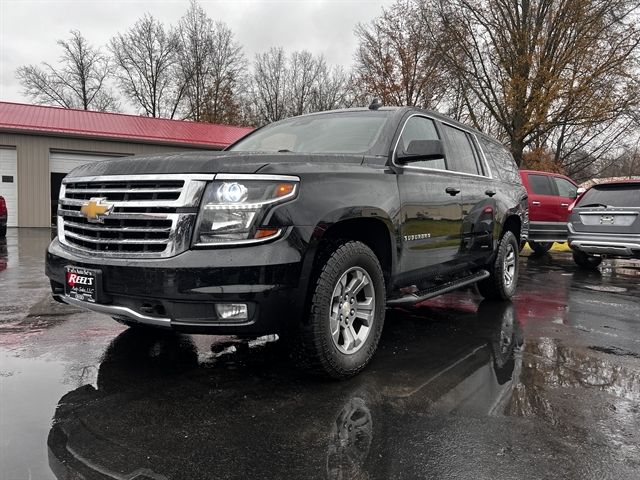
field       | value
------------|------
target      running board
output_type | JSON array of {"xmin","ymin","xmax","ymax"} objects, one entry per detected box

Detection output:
[{"xmin": 387, "ymin": 270, "xmax": 490, "ymax": 307}]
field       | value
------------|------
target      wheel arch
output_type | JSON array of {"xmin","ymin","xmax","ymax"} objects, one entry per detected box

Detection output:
[
  {"xmin": 501, "ymin": 214, "xmax": 522, "ymax": 243},
  {"xmin": 314, "ymin": 215, "xmax": 396, "ymax": 286}
]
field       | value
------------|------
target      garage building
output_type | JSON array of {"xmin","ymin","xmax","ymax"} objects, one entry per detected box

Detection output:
[{"xmin": 0, "ymin": 102, "xmax": 252, "ymax": 228}]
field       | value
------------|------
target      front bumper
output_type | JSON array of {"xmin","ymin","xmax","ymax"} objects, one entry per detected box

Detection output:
[
  {"xmin": 568, "ymin": 231, "xmax": 640, "ymax": 258},
  {"xmin": 46, "ymin": 232, "xmax": 313, "ymax": 334}
]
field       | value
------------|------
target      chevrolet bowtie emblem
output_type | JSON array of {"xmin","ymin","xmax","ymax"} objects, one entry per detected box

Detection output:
[{"xmin": 80, "ymin": 197, "xmax": 114, "ymax": 223}]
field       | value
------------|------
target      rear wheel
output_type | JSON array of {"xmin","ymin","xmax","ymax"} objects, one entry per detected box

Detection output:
[
  {"xmin": 528, "ymin": 240, "xmax": 553, "ymax": 255},
  {"xmin": 572, "ymin": 250, "xmax": 602, "ymax": 270},
  {"xmin": 291, "ymin": 240, "xmax": 386, "ymax": 379},
  {"xmin": 478, "ymin": 231, "xmax": 519, "ymax": 300},
  {"xmin": 0, "ymin": 225, "xmax": 6, "ymax": 237}
]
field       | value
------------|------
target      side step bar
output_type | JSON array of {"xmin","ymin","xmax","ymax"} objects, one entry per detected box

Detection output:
[{"xmin": 387, "ymin": 270, "xmax": 490, "ymax": 307}]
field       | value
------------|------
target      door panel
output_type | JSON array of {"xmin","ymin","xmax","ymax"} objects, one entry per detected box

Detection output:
[
  {"xmin": 552, "ymin": 177, "xmax": 578, "ymax": 222},
  {"xmin": 525, "ymin": 173, "xmax": 560, "ymax": 222},
  {"xmin": 459, "ymin": 177, "xmax": 497, "ymax": 265},
  {"xmin": 397, "ymin": 170, "xmax": 463, "ymax": 282}
]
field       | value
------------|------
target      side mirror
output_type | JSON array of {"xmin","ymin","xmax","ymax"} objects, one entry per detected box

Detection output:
[
  {"xmin": 576, "ymin": 187, "xmax": 586, "ymax": 196},
  {"xmin": 397, "ymin": 140, "xmax": 445, "ymax": 164}
]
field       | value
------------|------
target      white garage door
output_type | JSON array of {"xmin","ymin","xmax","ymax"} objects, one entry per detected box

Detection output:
[
  {"xmin": 50, "ymin": 151, "xmax": 125, "ymax": 173},
  {"xmin": 0, "ymin": 147, "xmax": 18, "ymax": 227}
]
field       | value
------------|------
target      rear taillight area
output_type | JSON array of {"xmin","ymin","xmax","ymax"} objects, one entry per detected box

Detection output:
[{"xmin": 0, "ymin": 197, "xmax": 7, "ymax": 216}]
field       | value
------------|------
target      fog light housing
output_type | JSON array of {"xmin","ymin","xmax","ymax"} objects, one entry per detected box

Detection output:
[{"xmin": 215, "ymin": 303, "xmax": 248, "ymax": 322}]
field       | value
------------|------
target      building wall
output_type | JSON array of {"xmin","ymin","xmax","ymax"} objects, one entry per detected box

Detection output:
[{"xmin": 0, "ymin": 132, "xmax": 216, "ymax": 227}]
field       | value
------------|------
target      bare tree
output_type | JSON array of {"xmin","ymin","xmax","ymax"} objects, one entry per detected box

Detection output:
[
  {"xmin": 251, "ymin": 47, "xmax": 290, "ymax": 123},
  {"xmin": 16, "ymin": 30, "xmax": 118, "ymax": 111},
  {"xmin": 249, "ymin": 48, "xmax": 354, "ymax": 125},
  {"xmin": 110, "ymin": 15, "xmax": 184, "ymax": 118},
  {"xmin": 432, "ymin": 0, "xmax": 640, "ymax": 165},
  {"xmin": 310, "ymin": 65, "xmax": 355, "ymax": 112},
  {"xmin": 288, "ymin": 51, "xmax": 325, "ymax": 116},
  {"xmin": 177, "ymin": 0, "xmax": 246, "ymax": 123},
  {"xmin": 201, "ymin": 20, "xmax": 247, "ymax": 124},
  {"xmin": 354, "ymin": 0, "xmax": 449, "ymax": 108}
]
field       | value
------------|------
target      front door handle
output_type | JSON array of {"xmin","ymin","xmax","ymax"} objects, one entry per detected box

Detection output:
[
  {"xmin": 445, "ymin": 187, "xmax": 461, "ymax": 196},
  {"xmin": 532, "ymin": 201, "xmax": 541, "ymax": 206},
  {"xmin": 485, "ymin": 189, "xmax": 496, "ymax": 197},
  {"xmin": 561, "ymin": 203, "xmax": 569, "ymax": 207}
]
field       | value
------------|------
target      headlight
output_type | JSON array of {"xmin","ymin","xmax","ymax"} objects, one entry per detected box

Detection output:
[{"xmin": 193, "ymin": 177, "xmax": 298, "ymax": 245}]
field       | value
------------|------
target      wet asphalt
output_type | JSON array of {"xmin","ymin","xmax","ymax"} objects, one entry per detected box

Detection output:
[{"xmin": 0, "ymin": 229, "xmax": 639, "ymax": 480}]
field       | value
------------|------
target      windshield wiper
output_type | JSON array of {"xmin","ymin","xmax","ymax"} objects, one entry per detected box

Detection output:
[
  {"xmin": 578, "ymin": 203, "xmax": 610, "ymax": 208},
  {"xmin": 277, "ymin": 149, "xmax": 293, "ymax": 153}
]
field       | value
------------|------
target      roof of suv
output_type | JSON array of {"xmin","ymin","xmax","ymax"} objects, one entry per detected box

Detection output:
[{"xmin": 591, "ymin": 179, "xmax": 640, "ymax": 186}]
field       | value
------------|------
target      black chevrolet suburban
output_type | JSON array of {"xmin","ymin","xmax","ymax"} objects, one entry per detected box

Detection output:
[{"xmin": 46, "ymin": 106, "xmax": 528, "ymax": 378}]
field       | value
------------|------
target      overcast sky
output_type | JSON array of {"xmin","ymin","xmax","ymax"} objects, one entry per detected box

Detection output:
[{"xmin": 0, "ymin": 0, "xmax": 394, "ymax": 111}]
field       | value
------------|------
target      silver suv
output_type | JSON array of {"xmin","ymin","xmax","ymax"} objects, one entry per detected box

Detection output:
[{"xmin": 568, "ymin": 180, "xmax": 640, "ymax": 268}]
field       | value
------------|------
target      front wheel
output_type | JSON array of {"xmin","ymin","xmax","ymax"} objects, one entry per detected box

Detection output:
[
  {"xmin": 478, "ymin": 231, "xmax": 519, "ymax": 300},
  {"xmin": 291, "ymin": 241, "xmax": 386, "ymax": 379},
  {"xmin": 572, "ymin": 250, "xmax": 602, "ymax": 270},
  {"xmin": 528, "ymin": 240, "xmax": 553, "ymax": 255}
]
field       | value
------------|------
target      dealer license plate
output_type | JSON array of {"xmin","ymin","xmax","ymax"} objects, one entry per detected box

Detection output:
[{"xmin": 64, "ymin": 266, "xmax": 101, "ymax": 303}]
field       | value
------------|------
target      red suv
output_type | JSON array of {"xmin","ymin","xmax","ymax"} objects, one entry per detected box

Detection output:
[
  {"xmin": 519, "ymin": 170, "xmax": 579, "ymax": 254},
  {"xmin": 0, "ymin": 196, "xmax": 7, "ymax": 238}
]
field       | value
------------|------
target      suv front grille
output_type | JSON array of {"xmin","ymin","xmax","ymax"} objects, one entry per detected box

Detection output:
[{"xmin": 58, "ymin": 174, "xmax": 212, "ymax": 258}]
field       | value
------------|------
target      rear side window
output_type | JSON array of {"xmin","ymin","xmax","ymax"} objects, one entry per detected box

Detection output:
[
  {"xmin": 577, "ymin": 184, "xmax": 640, "ymax": 208},
  {"xmin": 553, "ymin": 177, "xmax": 577, "ymax": 198},
  {"xmin": 441, "ymin": 124, "xmax": 480, "ymax": 175},
  {"xmin": 477, "ymin": 136, "xmax": 520, "ymax": 183},
  {"xmin": 528, "ymin": 174, "xmax": 555, "ymax": 195}
]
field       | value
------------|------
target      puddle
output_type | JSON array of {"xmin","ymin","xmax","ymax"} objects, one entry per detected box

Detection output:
[{"xmin": 584, "ymin": 285, "xmax": 628, "ymax": 293}]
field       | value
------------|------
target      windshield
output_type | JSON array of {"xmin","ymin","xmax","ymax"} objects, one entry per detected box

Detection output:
[
  {"xmin": 577, "ymin": 184, "xmax": 640, "ymax": 208},
  {"xmin": 228, "ymin": 111, "xmax": 390, "ymax": 154}
]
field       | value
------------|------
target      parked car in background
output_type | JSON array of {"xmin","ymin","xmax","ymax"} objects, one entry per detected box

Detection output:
[
  {"xmin": 568, "ymin": 180, "xmax": 640, "ymax": 269},
  {"xmin": 0, "ymin": 195, "xmax": 7, "ymax": 237},
  {"xmin": 519, "ymin": 170, "xmax": 578, "ymax": 254}
]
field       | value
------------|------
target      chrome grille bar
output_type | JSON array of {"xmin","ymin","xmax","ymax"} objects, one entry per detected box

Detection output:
[
  {"xmin": 63, "ymin": 220, "xmax": 171, "ymax": 233},
  {"xmin": 64, "ymin": 230, "xmax": 169, "ymax": 245},
  {"xmin": 65, "ymin": 187, "xmax": 183, "ymax": 194}
]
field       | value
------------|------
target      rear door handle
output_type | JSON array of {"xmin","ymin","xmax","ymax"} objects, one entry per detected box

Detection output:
[
  {"xmin": 485, "ymin": 189, "xmax": 496, "ymax": 197},
  {"xmin": 445, "ymin": 187, "xmax": 461, "ymax": 196},
  {"xmin": 532, "ymin": 201, "xmax": 541, "ymax": 206}
]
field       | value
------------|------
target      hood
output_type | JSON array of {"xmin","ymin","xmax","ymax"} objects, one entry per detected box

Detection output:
[{"xmin": 66, "ymin": 151, "xmax": 364, "ymax": 178}]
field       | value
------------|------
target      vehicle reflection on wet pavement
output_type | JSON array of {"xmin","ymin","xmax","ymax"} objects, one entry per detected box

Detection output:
[{"xmin": 1, "ymin": 229, "xmax": 639, "ymax": 479}]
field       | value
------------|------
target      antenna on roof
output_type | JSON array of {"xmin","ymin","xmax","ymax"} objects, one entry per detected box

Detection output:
[{"xmin": 368, "ymin": 98, "xmax": 383, "ymax": 110}]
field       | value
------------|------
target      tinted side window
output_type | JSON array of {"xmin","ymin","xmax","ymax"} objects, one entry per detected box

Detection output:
[
  {"xmin": 441, "ymin": 124, "xmax": 479, "ymax": 175},
  {"xmin": 528, "ymin": 174, "xmax": 555, "ymax": 195},
  {"xmin": 477, "ymin": 136, "xmax": 520, "ymax": 184},
  {"xmin": 397, "ymin": 116, "xmax": 445, "ymax": 170},
  {"xmin": 554, "ymin": 177, "xmax": 577, "ymax": 198}
]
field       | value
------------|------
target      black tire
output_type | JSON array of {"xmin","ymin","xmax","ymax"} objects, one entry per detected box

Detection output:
[
  {"xmin": 528, "ymin": 240, "xmax": 553, "ymax": 255},
  {"xmin": 572, "ymin": 250, "xmax": 602, "ymax": 270},
  {"xmin": 290, "ymin": 240, "xmax": 386, "ymax": 379},
  {"xmin": 478, "ymin": 301, "xmax": 517, "ymax": 385},
  {"xmin": 0, "ymin": 225, "xmax": 6, "ymax": 238},
  {"xmin": 478, "ymin": 231, "xmax": 519, "ymax": 301}
]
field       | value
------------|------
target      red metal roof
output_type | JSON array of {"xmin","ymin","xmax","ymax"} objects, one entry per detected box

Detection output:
[{"xmin": 0, "ymin": 102, "xmax": 253, "ymax": 148}]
